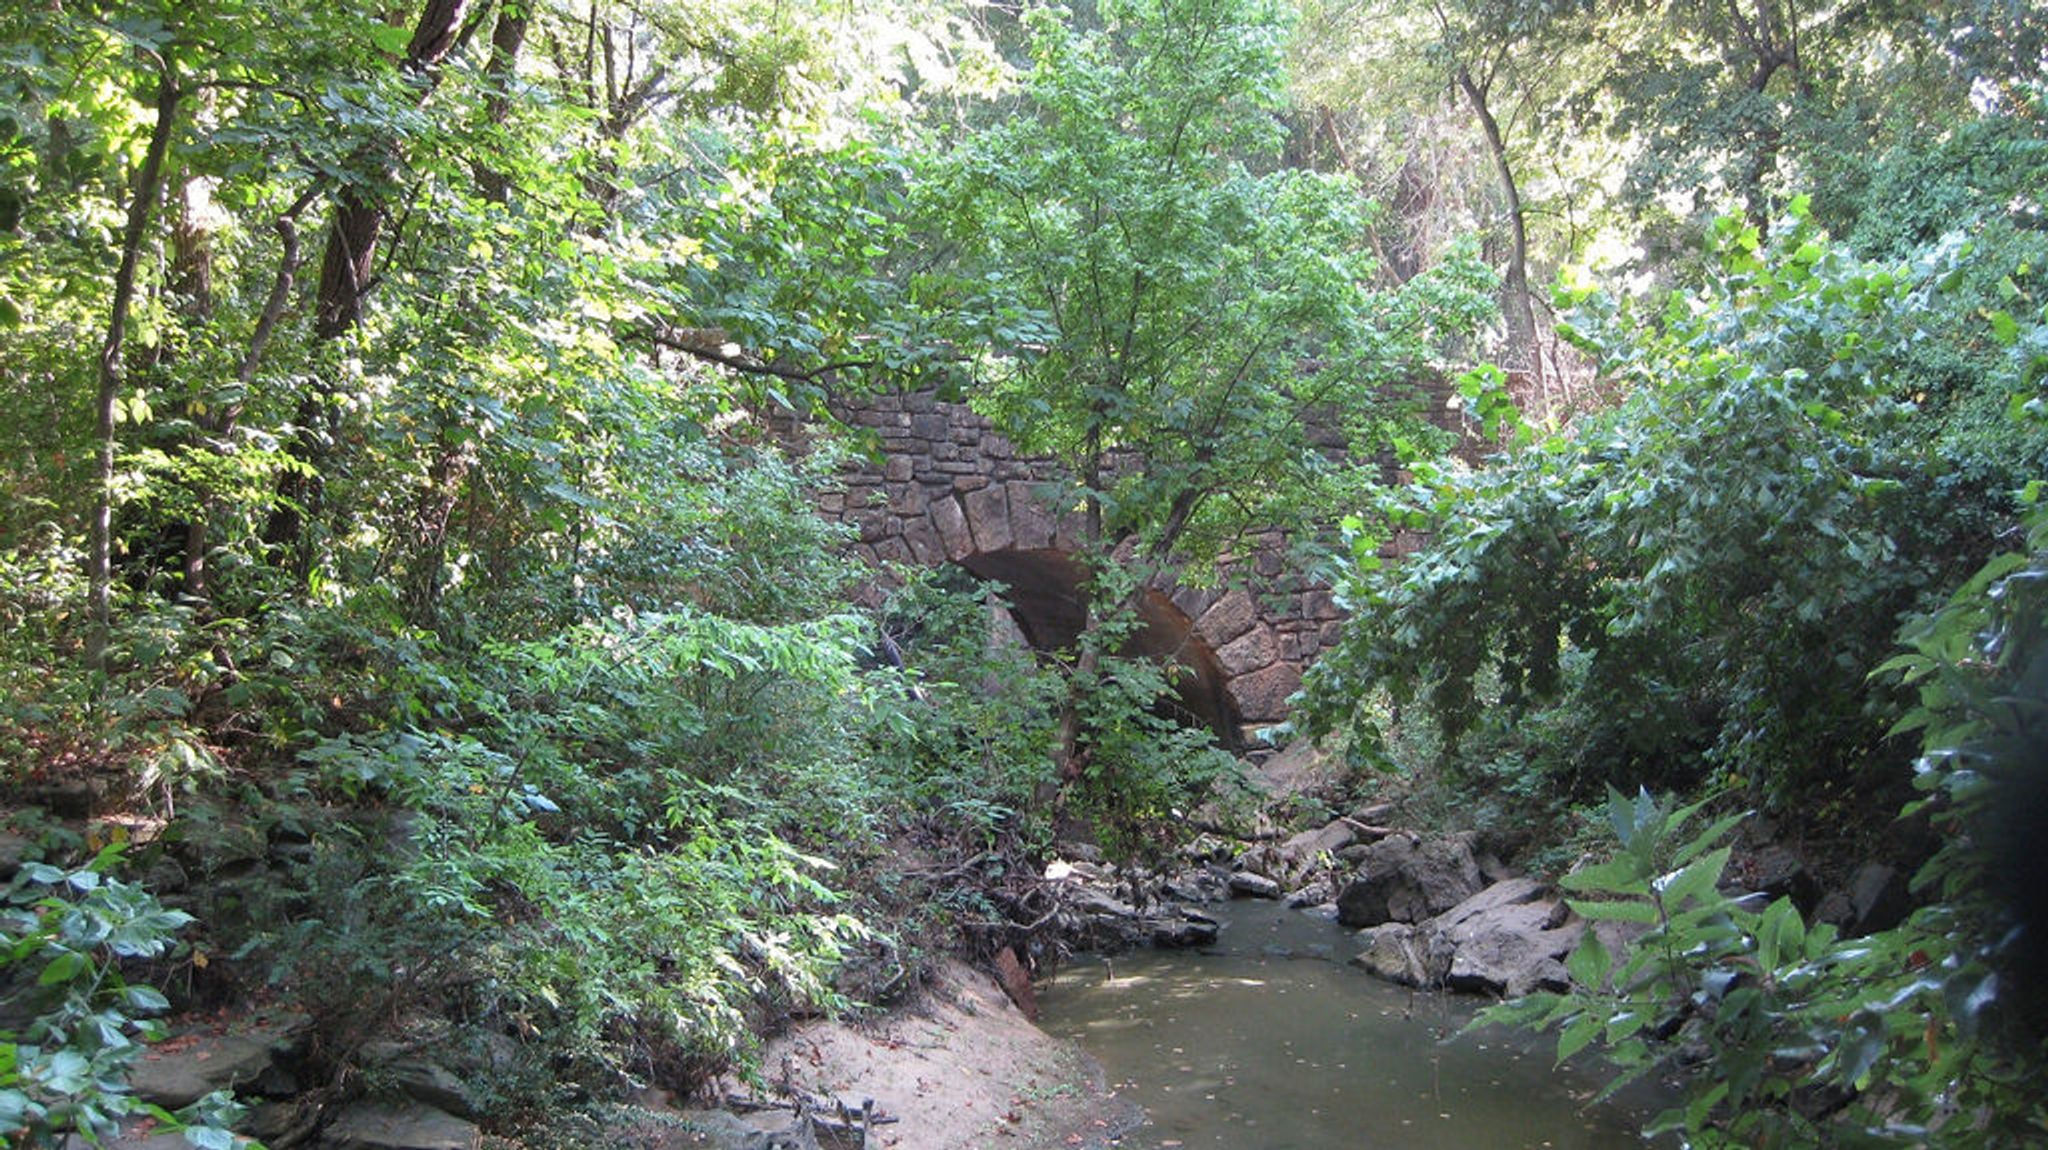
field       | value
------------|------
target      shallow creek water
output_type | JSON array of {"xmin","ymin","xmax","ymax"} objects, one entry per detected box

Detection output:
[{"xmin": 1038, "ymin": 900, "xmax": 1665, "ymax": 1149}]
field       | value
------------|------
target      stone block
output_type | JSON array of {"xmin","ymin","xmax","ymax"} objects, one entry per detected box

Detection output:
[
  {"xmin": 1054, "ymin": 507, "xmax": 1091, "ymax": 552},
  {"xmin": 1170, "ymin": 585, "xmax": 1218, "ymax": 619},
  {"xmin": 323, "ymin": 1102, "xmax": 480, "ymax": 1150},
  {"xmin": 937, "ymin": 495, "xmax": 974, "ymax": 560},
  {"xmin": 888, "ymin": 483, "xmax": 928, "ymax": 516},
  {"xmin": 903, "ymin": 518, "xmax": 943, "ymax": 564},
  {"xmin": 910, "ymin": 412, "xmax": 949, "ymax": 440},
  {"xmin": 963, "ymin": 485, "xmax": 1012, "ymax": 553},
  {"xmin": 130, "ymin": 1027, "xmax": 291, "ymax": 1109},
  {"xmin": 883, "ymin": 455, "xmax": 915, "ymax": 482},
  {"xmin": 1228, "ymin": 662, "xmax": 1302, "ymax": 723},
  {"xmin": 953, "ymin": 475, "xmax": 989, "ymax": 493},
  {"xmin": 1217, "ymin": 625, "xmax": 1278, "ymax": 676},
  {"xmin": 850, "ymin": 510, "xmax": 892, "ymax": 543},
  {"xmin": 1196, "ymin": 589, "xmax": 1260, "ymax": 646},
  {"xmin": 1007, "ymin": 481, "xmax": 1056, "ymax": 550}
]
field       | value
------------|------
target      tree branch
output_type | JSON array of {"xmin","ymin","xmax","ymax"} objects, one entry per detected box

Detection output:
[{"xmin": 640, "ymin": 326, "xmax": 884, "ymax": 383}]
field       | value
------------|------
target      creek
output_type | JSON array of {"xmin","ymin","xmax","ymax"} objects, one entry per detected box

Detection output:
[{"xmin": 1038, "ymin": 899, "xmax": 1666, "ymax": 1149}]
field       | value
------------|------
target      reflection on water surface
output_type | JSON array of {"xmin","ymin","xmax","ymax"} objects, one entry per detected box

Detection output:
[{"xmin": 1039, "ymin": 900, "xmax": 1665, "ymax": 1149}]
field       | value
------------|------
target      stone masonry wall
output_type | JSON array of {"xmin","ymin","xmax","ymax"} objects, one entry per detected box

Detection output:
[{"xmin": 777, "ymin": 388, "xmax": 1360, "ymax": 742}]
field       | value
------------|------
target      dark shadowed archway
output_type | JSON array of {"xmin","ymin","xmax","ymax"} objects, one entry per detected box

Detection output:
[{"xmin": 957, "ymin": 548, "xmax": 1242, "ymax": 748}]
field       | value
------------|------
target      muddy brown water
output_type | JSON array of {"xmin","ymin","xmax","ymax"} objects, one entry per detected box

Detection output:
[{"xmin": 1038, "ymin": 900, "xmax": 1669, "ymax": 1149}]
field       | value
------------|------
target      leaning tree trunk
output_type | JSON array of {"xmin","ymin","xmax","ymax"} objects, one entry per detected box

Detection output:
[
  {"xmin": 89, "ymin": 59, "xmax": 182, "ymax": 673},
  {"xmin": 1456, "ymin": 64, "xmax": 1539, "ymax": 390}
]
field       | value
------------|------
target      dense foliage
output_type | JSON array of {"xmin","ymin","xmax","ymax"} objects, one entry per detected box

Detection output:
[
  {"xmin": 2, "ymin": 0, "xmax": 2045, "ymax": 1144},
  {"xmin": 1307, "ymin": 202, "xmax": 2043, "ymax": 806},
  {"xmin": 1483, "ymin": 498, "xmax": 2048, "ymax": 1146},
  {"xmin": 1304, "ymin": 68, "xmax": 2048, "ymax": 1146}
]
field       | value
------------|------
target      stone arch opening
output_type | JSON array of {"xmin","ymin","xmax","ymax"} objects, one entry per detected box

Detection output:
[{"xmin": 956, "ymin": 548, "xmax": 1242, "ymax": 748}]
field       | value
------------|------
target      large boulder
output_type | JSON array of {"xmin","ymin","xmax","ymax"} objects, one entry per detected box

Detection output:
[
  {"xmin": 1058, "ymin": 877, "xmax": 1220, "ymax": 950},
  {"xmin": 1348, "ymin": 923, "xmax": 1452, "ymax": 988},
  {"xmin": 1279, "ymin": 819, "xmax": 1357, "ymax": 864},
  {"xmin": 1349, "ymin": 877, "xmax": 1586, "ymax": 998},
  {"xmin": 1437, "ymin": 892, "xmax": 1578, "ymax": 997},
  {"xmin": 1335, "ymin": 834, "xmax": 1484, "ymax": 927},
  {"xmin": 1815, "ymin": 862, "xmax": 1909, "ymax": 937},
  {"xmin": 1160, "ymin": 865, "xmax": 1232, "ymax": 904},
  {"xmin": 1227, "ymin": 870, "xmax": 1283, "ymax": 900}
]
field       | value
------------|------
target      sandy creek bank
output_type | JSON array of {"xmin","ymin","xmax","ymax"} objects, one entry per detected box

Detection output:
[{"xmin": 666, "ymin": 959, "xmax": 1141, "ymax": 1150}]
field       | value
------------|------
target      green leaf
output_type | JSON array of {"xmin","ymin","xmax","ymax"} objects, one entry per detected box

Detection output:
[
  {"xmin": 1755, "ymin": 897, "xmax": 1804, "ymax": 971},
  {"xmin": 1557, "ymin": 1013, "xmax": 1602, "ymax": 1063},
  {"xmin": 1559, "ymin": 856, "xmax": 1647, "ymax": 896},
  {"xmin": 120, "ymin": 985, "xmax": 170, "ymax": 1013},
  {"xmin": 1670, "ymin": 810, "xmax": 1748, "ymax": 868},
  {"xmin": 1568, "ymin": 897, "xmax": 1660, "ymax": 924},
  {"xmin": 1566, "ymin": 928, "xmax": 1611, "ymax": 988},
  {"xmin": 1652, "ymin": 846, "xmax": 1730, "ymax": 909},
  {"xmin": 367, "ymin": 22, "xmax": 413, "ymax": 54},
  {"xmin": 42, "ymin": 1049, "xmax": 91, "ymax": 1094},
  {"xmin": 37, "ymin": 947, "xmax": 88, "ymax": 986}
]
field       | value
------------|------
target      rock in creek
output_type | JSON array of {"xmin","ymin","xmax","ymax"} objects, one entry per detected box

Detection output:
[
  {"xmin": 1152, "ymin": 910, "xmax": 1222, "ymax": 948},
  {"xmin": 1227, "ymin": 870, "xmax": 1284, "ymax": 899},
  {"xmin": 1815, "ymin": 861, "xmax": 1909, "ymax": 937},
  {"xmin": 1335, "ymin": 833, "xmax": 1484, "ymax": 927},
  {"xmin": 1058, "ymin": 877, "xmax": 1221, "ymax": 950},
  {"xmin": 1350, "ymin": 877, "xmax": 1583, "ymax": 998},
  {"xmin": 1161, "ymin": 865, "xmax": 1233, "ymax": 904}
]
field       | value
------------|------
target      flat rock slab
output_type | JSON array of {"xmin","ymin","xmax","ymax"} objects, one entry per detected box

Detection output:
[
  {"xmin": 323, "ymin": 1102, "xmax": 480, "ymax": 1150},
  {"xmin": 128, "ymin": 1012, "xmax": 308, "ymax": 1109},
  {"xmin": 60, "ymin": 1123, "xmax": 189, "ymax": 1149}
]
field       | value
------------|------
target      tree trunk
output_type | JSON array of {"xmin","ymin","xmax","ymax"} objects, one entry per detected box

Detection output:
[
  {"xmin": 89, "ymin": 60, "xmax": 181, "ymax": 672},
  {"xmin": 1455, "ymin": 65, "xmax": 1538, "ymax": 386},
  {"xmin": 265, "ymin": 0, "xmax": 471, "ymax": 577},
  {"xmin": 171, "ymin": 170, "xmax": 217, "ymax": 600},
  {"xmin": 184, "ymin": 209, "xmax": 308, "ymax": 601},
  {"xmin": 1049, "ymin": 423, "xmax": 1108, "ymax": 789},
  {"xmin": 478, "ymin": 0, "xmax": 532, "ymax": 203}
]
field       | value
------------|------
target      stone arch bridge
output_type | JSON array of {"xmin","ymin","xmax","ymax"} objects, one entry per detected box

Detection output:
[{"xmin": 773, "ymin": 384, "xmax": 1470, "ymax": 747}]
